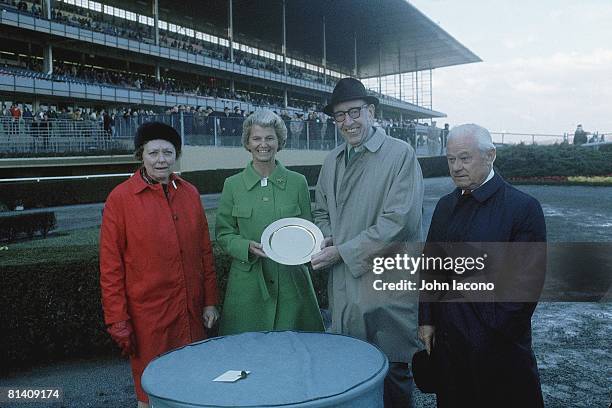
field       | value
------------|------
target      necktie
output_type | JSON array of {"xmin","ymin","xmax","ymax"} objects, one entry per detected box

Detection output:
[{"xmin": 347, "ymin": 147, "xmax": 355, "ymax": 163}]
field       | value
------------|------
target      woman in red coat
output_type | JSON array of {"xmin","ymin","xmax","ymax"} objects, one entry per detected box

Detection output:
[{"xmin": 100, "ymin": 122, "xmax": 219, "ymax": 408}]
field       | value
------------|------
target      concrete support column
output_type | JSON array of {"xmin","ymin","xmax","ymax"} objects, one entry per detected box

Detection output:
[
  {"xmin": 429, "ymin": 68, "xmax": 433, "ymax": 110},
  {"xmin": 282, "ymin": 0, "xmax": 287, "ymax": 75},
  {"xmin": 179, "ymin": 111, "xmax": 184, "ymax": 146},
  {"xmin": 153, "ymin": 0, "xmax": 159, "ymax": 46},
  {"xmin": 230, "ymin": 80, "xmax": 235, "ymax": 94},
  {"xmin": 44, "ymin": 0, "xmax": 52, "ymax": 19},
  {"xmin": 322, "ymin": 15, "xmax": 327, "ymax": 84},
  {"xmin": 378, "ymin": 44, "xmax": 382, "ymax": 95},
  {"xmin": 32, "ymin": 98, "xmax": 41, "ymax": 114},
  {"xmin": 228, "ymin": 0, "xmax": 234, "ymax": 63},
  {"xmin": 353, "ymin": 32, "xmax": 358, "ymax": 77},
  {"xmin": 155, "ymin": 64, "xmax": 161, "ymax": 81},
  {"xmin": 398, "ymin": 45, "xmax": 402, "ymax": 101},
  {"xmin": 43, "ymin": 44, "xmax": 53, "ymax": 75},
  {"xmin": 284, "ymin": 89, "xmax": 288, "ymax": 108},
  {"xmin": 414, "ymin": 55, "xmax": 419, "ymax": 106}
]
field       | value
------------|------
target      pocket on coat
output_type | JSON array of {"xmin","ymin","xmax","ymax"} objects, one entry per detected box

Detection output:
[
  {"xmin": 225, "ymin": 260, "xmax": 269, "ymax": 305},
  {"xmin": 232, "ymin": 205, "xmax": 252, "ymax": 218},
  {"xmin": 280, "ymin": 204, "xmax": 301, "ymax": 217},
  {"xmin": 232, "ymin": 259, "xmax": 254, "ymax": 273}
]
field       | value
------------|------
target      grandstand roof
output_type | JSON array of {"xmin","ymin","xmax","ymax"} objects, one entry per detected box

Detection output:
[{"xmin": 156, "ymin": 0, "xmax": 481, "ymax": 78}]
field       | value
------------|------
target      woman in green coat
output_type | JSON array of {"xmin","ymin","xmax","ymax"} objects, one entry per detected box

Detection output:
[{"xmin": 216, "ymin": 109, "xmax": 324, "ymax": 335}]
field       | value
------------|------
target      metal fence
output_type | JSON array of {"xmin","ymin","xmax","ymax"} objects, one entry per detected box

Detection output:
[
  {"xmin": 1, "ymin": 115, "xmax": 573, "ymax": 156},
  {"xmin": 490, "ymin": 132, "xmax": 569, "ymax": 145},
  {"xmin": 114, "ymin": 113, "xmax": 341, "ymax": 150},
  {"xmin": 0, "ymin": 115, "xmax": 345, "ymax": 153},
  {"xmin": 0, "ymin": 117, "xmax": 132, "ymax": 153}
]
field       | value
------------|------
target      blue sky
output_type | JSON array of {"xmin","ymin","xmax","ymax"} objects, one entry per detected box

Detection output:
[{"xmin": 409, "ymin": 0, "xmax": 612, "ymax": 134}]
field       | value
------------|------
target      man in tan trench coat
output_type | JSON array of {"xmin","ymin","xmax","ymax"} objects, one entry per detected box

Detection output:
[{"xmin": 312, "ymin": 78, "xmax": 424, "ymax": 408}]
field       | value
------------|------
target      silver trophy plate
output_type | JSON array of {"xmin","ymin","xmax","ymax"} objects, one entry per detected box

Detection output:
[{"xmin": 261, "ymin": 217, "xmax": 324, "ymax": 265}]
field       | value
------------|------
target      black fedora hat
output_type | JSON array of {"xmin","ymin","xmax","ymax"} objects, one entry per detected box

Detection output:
[
  {"xmin": 323, "ymin": 77, "xmax": 379, "ymax": 116},
  {"xmin": 412, "ymin": 349, "xmax": 438, "ymax": 394}
]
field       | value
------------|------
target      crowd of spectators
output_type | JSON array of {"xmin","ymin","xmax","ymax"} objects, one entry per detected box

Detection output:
[
  {"xmin": 49, "ymin": 60, "xmax": 315, "ymax": 110},
  {"xmin": 12, "ymin": 0, "xmax": 41, "ymax": 16},
  {"xmin": 2, "ymin": 0, "xmax": 411, "ymax": 121},
  {"xmin": 1, "ymin": 0, "xmax": 331, "ymax": 85},
  {"xmin": 1, "ymin": 2, "xmax": 440, "ymax": 146},
  {"xmin": 1, "ymin": 102, "xmax": 336, "ymax": 145},
  {"xmin": 0, "ymin": 53, "xmax": 316, "ymax": 112},
  {"xmin": 2, "ymin": 101, "xmax": 438, "ymax": 154}
]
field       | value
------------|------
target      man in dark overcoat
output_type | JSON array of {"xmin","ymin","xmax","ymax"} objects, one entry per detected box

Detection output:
[{"xmin": 418, "ymin": 123, "xmax": 546, "ymax": 408}]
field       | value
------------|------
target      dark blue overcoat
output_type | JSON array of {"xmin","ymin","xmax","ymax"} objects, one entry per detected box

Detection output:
[{"xmin": 419, "ymin": 172, "xmax": 546, "ymax": 408}]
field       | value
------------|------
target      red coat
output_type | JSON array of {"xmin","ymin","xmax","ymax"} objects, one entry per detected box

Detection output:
[{"xmin": 100, "ymin": 171, "xmax": 218, "ymax": 402}]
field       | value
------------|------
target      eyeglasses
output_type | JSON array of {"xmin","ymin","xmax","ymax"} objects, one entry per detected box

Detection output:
[{"xmin": 333, "ymin": 104, "xmax": 369, "ymax": 123}]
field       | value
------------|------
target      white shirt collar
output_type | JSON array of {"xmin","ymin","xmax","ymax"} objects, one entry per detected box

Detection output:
[{"xmin": 462, "ymin": 168, "xmax": 494, "ymax": 194}]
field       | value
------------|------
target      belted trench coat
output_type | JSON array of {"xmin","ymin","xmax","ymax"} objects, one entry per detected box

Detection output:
[{"xmin": 313, "ymin": 126, "xmax": 424, "ymax": 362}]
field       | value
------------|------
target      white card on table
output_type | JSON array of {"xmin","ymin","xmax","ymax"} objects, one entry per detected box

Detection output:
[{"xmin": 213, "ymin": 370, "xmax": 250, "ymax": 382}]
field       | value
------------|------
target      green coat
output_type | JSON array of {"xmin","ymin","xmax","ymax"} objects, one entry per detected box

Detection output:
[{"xmin": 216, "ymin": 161, "xmax": 324, "ymax": 335}]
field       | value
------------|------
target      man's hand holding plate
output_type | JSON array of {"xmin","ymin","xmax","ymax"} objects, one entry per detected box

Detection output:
[{"xmin": 311, "ymin": 237, "xmax": 341, "ymax": 270}]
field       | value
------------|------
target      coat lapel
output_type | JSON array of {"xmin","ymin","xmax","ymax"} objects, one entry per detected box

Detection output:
[
  {"xmin": 334, "ymin": 126, "xmax": 384, "ymax": 208},
  {"xmin": 335, "ymin": 153, "xmax": 367, "ymax": 208}
]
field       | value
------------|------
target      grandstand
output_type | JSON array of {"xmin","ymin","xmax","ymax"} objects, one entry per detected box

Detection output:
[{"xmin": 0, "ymin": 0, "xmax": 481, "ymax": 168}]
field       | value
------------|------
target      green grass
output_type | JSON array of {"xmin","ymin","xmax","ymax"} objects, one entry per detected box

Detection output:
[
  {"xmin": 0, "ymin": 227, "xmax": 98, "ymax": 267},
  {"xmin": 1, "ymin": 209, "xmax": 218, "ymax": 267},
  {"xmin": 9, "ymin": 227, "xmax": 100, "ymax": 249}
]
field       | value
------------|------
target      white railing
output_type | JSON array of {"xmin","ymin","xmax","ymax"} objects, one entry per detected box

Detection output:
[{"xmin": 490, "ymin": 132, "xmax": 567, "ymax": 145}]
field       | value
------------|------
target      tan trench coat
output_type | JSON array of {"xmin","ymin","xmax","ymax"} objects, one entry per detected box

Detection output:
[{"xmin": 313, "ymin": 126, "xmax": 424, "ymax": 363}]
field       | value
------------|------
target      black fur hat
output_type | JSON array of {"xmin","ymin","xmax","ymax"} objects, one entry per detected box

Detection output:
[{"xmin": 134, "ymin": 122, "xmax": 181, "ymax": 154}]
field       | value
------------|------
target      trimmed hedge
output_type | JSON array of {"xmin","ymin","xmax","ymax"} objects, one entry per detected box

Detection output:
[
  {"xmin": 0, "ymin": 177, "xmax": 131, "ymax": 210},
  {"xmin": 181, "ymin": 159, "xmax": 448, "ymax": 193},
  {"xmin": 1, "ymin": 246, "xmax": 105, "ymax": 374},
  {"xmin": 418, "ymin": 156, "xmax": 449, "ymax": 178},
  {"xmin": 0, "ymin": 241, "xmax": 328, "ymax": 373},
  {"xmin": 0, "ymin": 212, "xmax": 56, "ymax": 242},
  {"xmin": 495, "ymin": 143, "xmax": 612, "ymax": 178}
]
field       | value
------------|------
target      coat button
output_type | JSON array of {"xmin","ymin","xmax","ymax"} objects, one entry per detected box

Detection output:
[
  {"xmin": 262, "ymin": 197, "xmax": 269, "ymax": 202},
  {"xmin": 173, "ymin": 215, "xmax": 178, "ymax": 220},
  {"xmin": 269, "ymin": 280, "xmax": 275, "ymax": 284}
]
